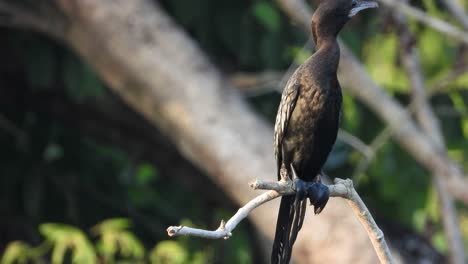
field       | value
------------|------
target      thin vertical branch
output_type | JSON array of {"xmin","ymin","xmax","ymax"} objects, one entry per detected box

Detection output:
[{"xmin": 441, "ymin": 0, "xmax": 468, "ymax": 30}]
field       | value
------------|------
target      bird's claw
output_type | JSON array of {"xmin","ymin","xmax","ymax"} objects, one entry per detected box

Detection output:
[
  {"xmin": 307, "ymin": 182, "xmax": 330, "ymax": 214},
  {"xmin": 293, "ymin": 179, "xmax": 330, "ymax": 214}
]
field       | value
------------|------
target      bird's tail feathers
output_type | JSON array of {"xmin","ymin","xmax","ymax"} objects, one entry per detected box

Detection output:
[{"xmin": 271, "ymin": 195, "xmax": 307, "ymax": 264}]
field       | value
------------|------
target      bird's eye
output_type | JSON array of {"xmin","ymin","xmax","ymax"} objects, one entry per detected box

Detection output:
[{"xmin": 351, "ymin": 0, "xmax": 357, "ymax": 7}]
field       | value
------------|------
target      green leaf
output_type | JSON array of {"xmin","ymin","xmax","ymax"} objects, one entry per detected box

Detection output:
[
  {"xmin": 71, "ymin": 233, "xmax": 98, "ymax": 264},
  {"xmin": 342, "ymin": 94, "xmax": 360, "ymax": 132},
  {"xmin": 136, "ymin": 163, "xmax": 158, "ymax": 185},
  {"xmin": 252, "ymin": 2, "xmax": 281, "ymax": 32},
  {"xmin": 39, "ymin": 223, "xmax": 96, "ymax": 264},
  {"xmin": 191, "ymin": 251, "xmax": 209, "ymax": 264},
  {"xmin": 421, "ymin": 0, "xmax": 445, "ymax": 17},
  {"xmin": 452, "ymin": 72, "xmax": 468, "ymax": 89},
  {"xmin": 418, "ymin": 28, "xmax": 455, "ymax": 82},
  {"xmin": 150, "ymin": 241, "xmax": 188, "ymax": 264},
  {"xmin": 93, "ymin": 218, "xmax": 144, "ymax": 261},
  {"xmin": 432, "ymin": 231, "xmax": 448, "ymax": 253},
  {"xmin": 460, "ymin": 211, "xmax": 468, "ymax": 252},
  {"xmin": 412, "ymin": 209, "xmax": 427, "ymax": 232},
  {"xmin": 1, "ymin": 241, "xmax": 31, "ymax": 264},
  {"xmin": 92, "ymin": 218, "xmax": 132, "ymax": 234},
  {"xmin": 117, "ymin": 232, "xmax": 145, "ymax": 259},
  {"xmin": 424, "ymin": 185, "xmax": 440, "ymax": 222},
  {"xmin": 287, "ymin": 46, "xmax": 312, "ymax": 65},
  {"xmin": 51, "ymin": 243, "xmax": 67, "ymax": 264},
  {"xmin": 363, "ymin": 32, "xmax": 409, "ymax": 92}
]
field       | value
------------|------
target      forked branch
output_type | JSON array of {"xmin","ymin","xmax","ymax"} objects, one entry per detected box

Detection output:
[{"xmin": 167, "ymin": 177, "xmax": 394, "ymax": 264}]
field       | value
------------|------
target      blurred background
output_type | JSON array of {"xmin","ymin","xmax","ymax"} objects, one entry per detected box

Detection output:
[{"xmin": 0, "ymin": 0, "xmax": 467, "ymax": 263}]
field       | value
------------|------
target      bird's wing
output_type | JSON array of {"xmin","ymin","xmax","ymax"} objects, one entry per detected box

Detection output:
[{"xmin": 274, "ymin": 80, "xmax": 300, "ymax": 180}]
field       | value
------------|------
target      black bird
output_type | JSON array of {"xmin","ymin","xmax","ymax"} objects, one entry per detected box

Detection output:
[{"xmin": 271, "ymin": 0, "xmax": 378, "ymax": 263}]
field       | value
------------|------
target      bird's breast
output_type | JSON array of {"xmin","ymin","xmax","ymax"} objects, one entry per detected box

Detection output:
[{"xmin": 283, "ymin": 84, "xmax": 341, "ymax": 179}]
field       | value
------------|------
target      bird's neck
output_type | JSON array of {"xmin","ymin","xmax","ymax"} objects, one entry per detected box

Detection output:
[
  {"xmin": 315, "ymin": 36, "xmax": 338, "ymax": 51},
  {"xmin": 315, "ymin": 37, "xmax": 340, "ymax": 75}
]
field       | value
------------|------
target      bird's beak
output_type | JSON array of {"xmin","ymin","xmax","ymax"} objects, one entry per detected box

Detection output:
[{"xmin": 348, "ymin": 0, "xmax": 379, "ymax": 17}]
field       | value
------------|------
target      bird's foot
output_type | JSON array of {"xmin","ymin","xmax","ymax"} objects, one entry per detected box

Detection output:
[
  {"xmin": 293, "ymin": 178, "xmax": 329, "ymax": 214},
  {"xmin": 293, "ymin": 178, "xmax": 309, "ymax": 201},
  {"xmin": 307, "ymin": 182, "xmax": 329, "ymax": 214}
]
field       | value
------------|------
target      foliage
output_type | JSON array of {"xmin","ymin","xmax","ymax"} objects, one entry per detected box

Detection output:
[
  {"xmin": 2, "ymin": 217, "xmax": 254, "ymax": 264},
  {"xmin": 1, "ymin": 241, "xmax": 47, "ymax": 264},
  {"xmin": 364, "ymin": 31, "xmax": 409, "ymax": 93},
  {"xmin": 252, "ymin": 2, "xmax": 281, "ymax": 32},
  {"xmin": 1, "ymin": 218, "xmax": 219, "ymax": 264},
  {"xmin": 91, "ymin": 218, "xmax": 144, "ymax": 262},
  {"xmin": 40, "ymin": 223, "xmax": 96, "ymax": 264}
]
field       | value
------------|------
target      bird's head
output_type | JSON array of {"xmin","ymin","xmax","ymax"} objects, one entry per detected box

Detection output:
[{"xmin": 311, "ymin": 0, "xmax": 378, "ymax": 42}]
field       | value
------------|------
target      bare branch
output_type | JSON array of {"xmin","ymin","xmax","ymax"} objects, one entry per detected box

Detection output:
[
  {"xmin": 167, "ymin": 190, "xmax": 282, "ymax": 239},
  {"xmin": 166, "ymin": 180, "xmax": 289, "ymax": 239},
  {"xmin": 378, "ymin": 0, "xmax": 468, "ymax": 44},
  {"xmin": 433, "ymin": 177, "xmax": 466, "ymax": 264},
  {"xmin": 166, "ymin": 179, "xmax": 293, "ymax": 239},
  {"xmin": 441, "ymin": 0, "xmax": 468, "ymax": 29},
  {"xmin": 275, "ymin": 0, "xmax": 313, "ymax": 32},
  {"xmin": 427, "ymin": 65, "xmax": 468, "ymax": 96},
  {"xmin": 336, "ymin": 178, "xmax": 394, "ymax": 264},
  {"xmin": 167, "ymin": 177, "xmax": 394, "ymax": 264},
  {"xmin": 0, "ymin": 2, "xmax": 64, "ymax": 38},
  {"xmin": 229, "ymin": 71, "xmax": 285, "ymax": 97},
  {"xmin": 352, "ymin": 126, "xmax": 393, "ymax": 180},
  {"xmin": 0, "ymin": 2, "xmax": 41, "ymax": 28},
  {"xmin": 338, "ymin": 129, "xmax": 374, "ymax": 159}
]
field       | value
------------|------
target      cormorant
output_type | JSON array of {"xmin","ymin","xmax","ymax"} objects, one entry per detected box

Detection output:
[{"xmin": 271, "ymin": 0, "xmax": 378, "ymax": 263}]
